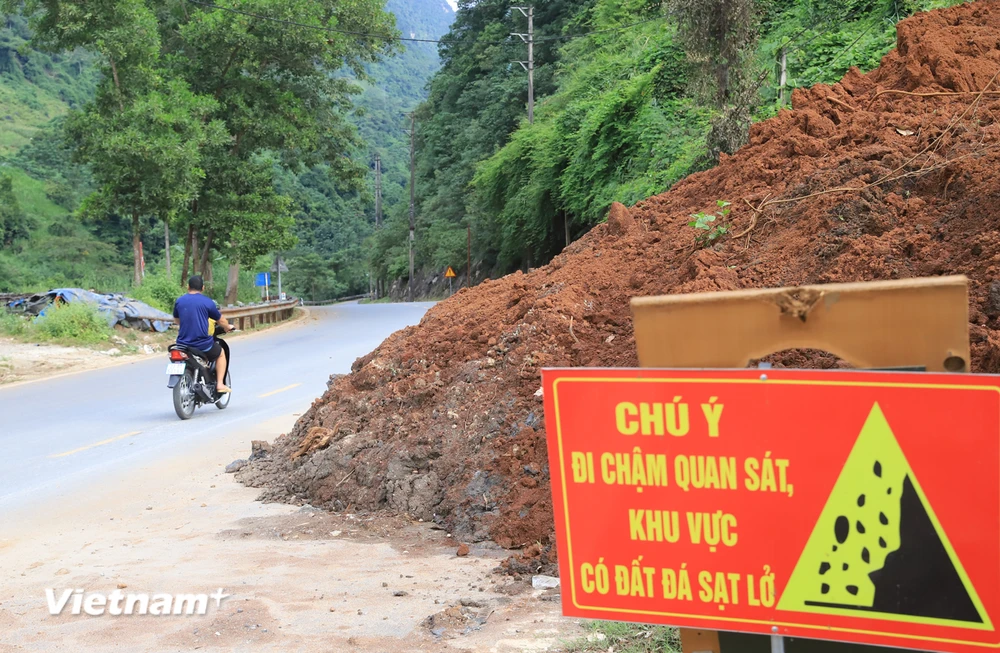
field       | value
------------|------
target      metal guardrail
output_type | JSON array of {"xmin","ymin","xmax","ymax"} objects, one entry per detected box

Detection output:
[
  {"xmin": 300, "ymin": 294, "xmax": 369, "ymax": 306},
  {"xmin": 220, "ymin": 298, "xmax": 300, "ymax": 330},
  {"xmin": 2, "ymin": 293, "xmax": 301, "ymax": 331}
]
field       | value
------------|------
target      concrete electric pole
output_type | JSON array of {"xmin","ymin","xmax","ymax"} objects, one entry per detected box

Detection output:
[
  {"xmin": 407, "ymin": 113, "xmax": 416, "ymax": 303},
  {"xmin": 512, "ymin": 6, "xmax": 534, "ymax": 124},
  {"xmin": 373, "ymin": 152, "xmax": 383, "ymax": 299},
  {"xmin": 374, "ymin": 152, "xmax": 383, "ymax": 228}
]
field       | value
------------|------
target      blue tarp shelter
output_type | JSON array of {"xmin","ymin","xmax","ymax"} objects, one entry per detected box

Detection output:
[{"xmin": 9, "ymin": 288, "xmax": 174, "ymax": 333}]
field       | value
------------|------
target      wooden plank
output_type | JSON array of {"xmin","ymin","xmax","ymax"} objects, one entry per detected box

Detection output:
[{"xmin": 632, "ymin": 276, "xmax": 969, "ymax": 373}]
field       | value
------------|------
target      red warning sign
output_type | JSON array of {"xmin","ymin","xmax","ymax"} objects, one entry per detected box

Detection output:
[{"xmin": 542, "ymin": 368, "xmax": 1000, "ymax": 652}]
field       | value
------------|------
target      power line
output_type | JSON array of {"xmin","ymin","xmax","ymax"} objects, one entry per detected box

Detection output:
[{"xmin": 183, "ymin": 0, "xmax": 667, "ymax": 47}]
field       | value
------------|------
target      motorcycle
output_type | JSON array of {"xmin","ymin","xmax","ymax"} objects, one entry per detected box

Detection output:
[{"xmin": 166, "ymin": 324, "xmax": 236, "ymax": 420}]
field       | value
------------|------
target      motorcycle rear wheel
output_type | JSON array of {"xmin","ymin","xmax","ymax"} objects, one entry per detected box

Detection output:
[
  {"xmin": 215, "ymin": 370, "xmax": 231, "ymax": 409},
  {"xmin": 173, "ymin": 369, "xmax": 196, "ymax": 420}
]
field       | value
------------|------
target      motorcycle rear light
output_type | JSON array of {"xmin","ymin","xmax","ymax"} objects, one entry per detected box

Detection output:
[{"xmin": 170, "ymin": 351, "xmax": 188, "ymax": 362}]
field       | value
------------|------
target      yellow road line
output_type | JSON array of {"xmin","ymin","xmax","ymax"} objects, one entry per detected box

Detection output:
[
  {"xmin": 258, "ymin": 383, "xmax": 302, "ymax": 398},
  {"xmin": 50, "ymin": 431, "xmax": 142, "ymax": 459}
]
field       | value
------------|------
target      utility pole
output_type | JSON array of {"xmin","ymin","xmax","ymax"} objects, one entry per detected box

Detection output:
[
  {"xmin": 374, "ymin": 152, "xmax": 383, "ymax": 227},
  {"xmin": 370, "ymin": 152, "xmax": 383, "ymax": 299},
  {"xmin": 512, "ymin": 6, "xmax": 534, "ymax": 124},
  {"xmin": 467, "ymin": 225, "xmax": 472, "ymax": 289},
  {"xmin": 407, "ymin": 113, "xmax": 416, "ymax": 303},
  {"xmin": 778, "ymin": 48, "xmax": 788, "ymax": 106}
]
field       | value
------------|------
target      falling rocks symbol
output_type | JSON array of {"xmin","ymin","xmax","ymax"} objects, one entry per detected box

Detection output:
[
  {"xmin": 867, "ymin": 475, "xmax": 979, "ymax": 622},
  {"xmin": 778, "ymin": 403, "xmax": 990, "ymax": 628}
]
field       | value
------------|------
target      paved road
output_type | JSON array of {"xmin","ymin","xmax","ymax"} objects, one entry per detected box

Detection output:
[{"xmin": 0, "ymin": 302, "xmax": 432, "ymax": 512}]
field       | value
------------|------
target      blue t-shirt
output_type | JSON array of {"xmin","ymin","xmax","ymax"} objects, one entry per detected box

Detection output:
[{"xmin": 173, "ymin": 293, "xmax": 222, "ymax": 352}]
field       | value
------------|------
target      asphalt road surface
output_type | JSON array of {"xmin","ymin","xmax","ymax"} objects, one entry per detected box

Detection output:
[{"xmin": 0, "ymin": 302, "xmax": 433, "ymax": 513}]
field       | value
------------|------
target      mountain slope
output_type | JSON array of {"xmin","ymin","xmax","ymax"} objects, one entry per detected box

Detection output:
[
  {"xmin": 257, "ymin": 0, "xmax": 456, "ymax": 300},
  {"xmin": 0, "ymin": 14, "xmax": 98, "ymax": 154}
]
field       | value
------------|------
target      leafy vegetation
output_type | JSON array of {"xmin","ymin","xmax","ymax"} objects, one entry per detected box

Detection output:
[
  {"xmin": 0, "ymin": 0, "xmax": 454, "ymax": 303},
  {"xmin": 0, "ymin": 172, "xmax": 32, "ymax": 247},
  {"xmin": 0, "ymin": 300, "xmax": 113, "ymax": 345},
  {"xmin": 33, "ymin": 300, "xmax": 112, "ymax": 343},
  {"xmin": 282, "ymin": 0, "xmax": 456, "ymax": 301},
  {"xmin": 0, "ymin": 14, "xmax": 98, "ymax": 154},
  {"xmin": 565, "ymin": 621, "xmax": 681, "ymax": 653},
  {"xmin": 690, "ymin": 200, "xmax": 732, "ymax": 246},
  {"xmin": 1, "ymin": 0, "xmax": 971, "ymax": 305},
  {"xmin": 369, "ymin": 0, "xmax": 967, "ymax": 290},
  {"xmin": 472, "ymin": 1, "xmax": 711, "ymax": 269},
  {"xmin": 371, "ymin": 0, "xmax": 593, "ymax": 280},
  {"xmin": 128, "ymin": 270, "xmax": 184, "ymax": 313}
]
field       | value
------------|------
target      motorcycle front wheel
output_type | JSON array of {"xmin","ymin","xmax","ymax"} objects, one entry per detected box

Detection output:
[{"xmin": 173, "ymin": 369, "xmax": 196, "ymax": 420}]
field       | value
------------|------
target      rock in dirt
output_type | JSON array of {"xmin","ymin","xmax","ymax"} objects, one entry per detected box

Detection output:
[
  {"xmin": 423, "ymin": 601, "xmax": 492, "ymax": 637},
  {"xmin": 539, "ymin": 588, "xmax": 561, "ymax": 602},
  {"xmin": 531, "ymin": 575, "xmax": 560, "ymax": 589},
  {"xmin": 249, "ymin": 440, "xmax": 272, "ymax": 461},
  {"xmin": 456, "ymin": 543, "xmax": 470, "ymax": 557},
  {"xmin": 225, "ymin": 459, "xmax": 247, "ymax": 474},
  {"xmin": 986, "ymin": 280, "xmax": 1000, "ymax": 318},
  {"xmin": 237, "ymin": 2, "xmax": 1000, "ymax": 558},
  {"xmin": 605, "ymin": 201, "xmax": 635, "ymax": 237}
]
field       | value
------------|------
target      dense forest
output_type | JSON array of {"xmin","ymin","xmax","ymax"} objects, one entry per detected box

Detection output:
[
  {"xmin": 0, "ymin": 0, "xmax": 965, "ymax": 303},
  {"xmin": 371, "ymin": 0, "xmax": 964, "ymax": 292},
  {"xmin": 0, "ymin": 0, "xmax": 453, "ymax": 304}
]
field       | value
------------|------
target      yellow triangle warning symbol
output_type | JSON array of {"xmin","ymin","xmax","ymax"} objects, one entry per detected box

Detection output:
[{"xmin": 778, "ymin": 403, "xmax": 992, "ymax": 630}]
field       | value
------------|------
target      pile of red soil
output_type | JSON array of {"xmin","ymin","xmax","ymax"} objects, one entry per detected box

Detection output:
[{"xmin": 237, "ymin": 2, "xmax": 1000, "ymax": 561}]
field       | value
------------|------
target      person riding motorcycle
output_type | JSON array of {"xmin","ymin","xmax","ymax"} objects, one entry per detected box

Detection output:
[{"xmin": 172, "ymin": 275, "xmax": 234, "ymax": 394}]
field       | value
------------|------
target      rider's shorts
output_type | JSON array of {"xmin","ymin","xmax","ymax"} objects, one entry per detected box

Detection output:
[{"xmin": 204, "ymin": 341, "xmax": 223, "ymax": 362}]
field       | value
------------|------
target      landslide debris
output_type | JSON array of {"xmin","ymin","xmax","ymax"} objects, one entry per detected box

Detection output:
[{"xmin": 237, "ymin": 2, "xmax": 1000, "ymax": 555}]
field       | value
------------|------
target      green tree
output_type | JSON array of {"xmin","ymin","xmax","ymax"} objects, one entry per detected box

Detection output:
[
  {"xmin": 473, "ymin": 0, "xmax": 709, "ymax": 269},
  {"xmin": 8, "ymin": 0, "xmax": 223, "ymax": 286},
  {"xmin": 285, "ymin": 252, "xmax": 347, "ymax": 302},
  {"xmin": 6, "ymin": 0, "xmax": 398, "ymax": 294},
  {"xmin": 197, "ymin": 157, "xmax": 297, "ymax": 303},
  {"xmin": 670, "ymin": 0, "xmax": 761, "ymax": 155},
  {"xmin": 0, "ymin": 174, "xmax": 32, "ymax": 248},
  {"xmin": 69, "ymin": 81, "xmax": 224, "ymax": 286},
  {"xmin": 158, "ymin": 0, "xmax": 399, "ymax": 298},
  {"xmin": 375, "ymin": 0, "xmax": 591, "ymax": 284}
]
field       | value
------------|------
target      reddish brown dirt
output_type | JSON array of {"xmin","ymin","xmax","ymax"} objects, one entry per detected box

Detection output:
[{"xmin": 238, "ymin": 2, "xmax": 1000, "ymax": 565}]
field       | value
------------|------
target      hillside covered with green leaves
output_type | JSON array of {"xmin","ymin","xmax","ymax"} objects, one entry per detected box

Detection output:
[
  {"xmin": 370, "ymin": 0, "xmax": 964, "ymax": 290},
  {"xmin": 2, "ymin": 0, "xmax": 965, "ymax": 302},
  {"xmin": 0, "ymin": 0, "xmax": 453, "ymax": 302}
]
